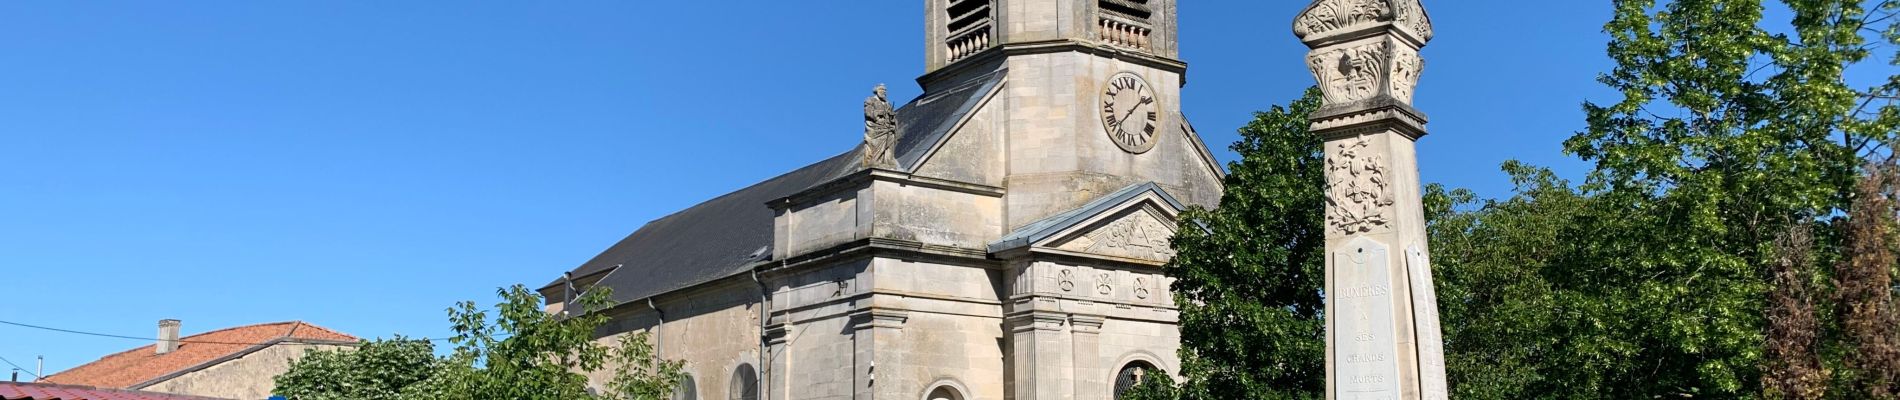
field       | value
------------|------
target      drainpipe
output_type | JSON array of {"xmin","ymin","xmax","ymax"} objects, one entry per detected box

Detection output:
[
  {"xmin": 562, "ymin": 272, "xmax": 574, "ymax": 317},
  {"xmin": 648, "ymin": 298, "xmax": 665, "ymax": 354}
]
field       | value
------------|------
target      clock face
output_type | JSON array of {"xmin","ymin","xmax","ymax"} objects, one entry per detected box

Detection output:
[{"xmin": 1101, "ymin": 72, "xmax": 1161, "ymax": 154}]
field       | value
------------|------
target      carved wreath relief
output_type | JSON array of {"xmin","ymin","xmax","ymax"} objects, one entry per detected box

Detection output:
[
  {"xmin": 1096, "ymin": 272, "xmax": 1114, "ymax": 295},
  {"xmin": 1327, "ymin": 136, "xmax": 1394, "ymax": 235}
]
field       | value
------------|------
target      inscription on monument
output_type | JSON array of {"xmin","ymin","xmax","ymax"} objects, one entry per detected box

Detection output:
[{"xmin": 1334, "ymin": 237, "xmax": 1400, "ymax": 400}]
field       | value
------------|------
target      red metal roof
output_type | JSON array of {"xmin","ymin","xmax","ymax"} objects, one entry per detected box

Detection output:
[{"xmin": 0, "ymin": 382, "xmax": 231, "ymax": 400}]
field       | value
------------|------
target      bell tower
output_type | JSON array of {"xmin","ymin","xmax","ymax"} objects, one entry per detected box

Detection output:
[
  {"xmin": 917, "ymin": 0, "xmax": 1214, "ymax": 232},
  {"xmin": 907, "ymin": 2, "xmax": 1221, "ymax": 400},
  {"xmin": 924, "ymin": 0, "xmax": 1180, "ymax": 72}
]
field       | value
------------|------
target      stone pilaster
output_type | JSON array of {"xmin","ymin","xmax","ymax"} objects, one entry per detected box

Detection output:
[
  {"xmin": 1292, "ymin": 1, "xmax": 1448, "ymax": 399},
  {"xmin": 1006, "ymin": 308, "xmax": 1071, "ymax": 400},
  {"xmin": 850, "ymin": 308, "xmax": 908, "ymax": 399},
  {"xmin": 763, "ymin": 323, "xmax": 790, "ymax": 400},
  {"xmin": 1070, "ymin": 314, "xmax": 1107, "ymax": 400}
]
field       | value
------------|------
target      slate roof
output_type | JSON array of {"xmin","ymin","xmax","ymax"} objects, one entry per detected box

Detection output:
[
  {"xmin": 988, "ymin": 182, "xmax": 1186, "ymax": 253},
  {"xmin": 0, "ymin": 382, "xmax": 231, "ymax": 400},
  {"xmin": 556, "ymin": 68, "xmax": 1008, "ymax": 305},
  {"xmin": 41, "ymin": 322, "xmax": 356, "ymax": 390}
]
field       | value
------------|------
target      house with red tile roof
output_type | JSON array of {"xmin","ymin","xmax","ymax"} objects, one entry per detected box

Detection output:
[
  {"xmin": 41, "ymin": 320, "xmax": 356, "ymax": 400},
  {"xmin": 0, "ymin": 382, "xmax": 232, "ymax": 400}
]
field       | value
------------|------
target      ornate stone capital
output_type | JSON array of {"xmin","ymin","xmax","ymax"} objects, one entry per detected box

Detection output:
[
  {"xmin": 1304, "ymin": 34, "xmax": 1425, "ymax": 110},
  {"xmin": 1296, "ymin": 0, "xmax": 1431, "ymax": 113},
  {"xmin": 1293, "ymin": 0, "xmax": 1433, "ymax": 47}
]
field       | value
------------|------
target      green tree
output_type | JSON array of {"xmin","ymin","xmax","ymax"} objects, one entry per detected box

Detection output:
[
  {"xmin": 601, "ymin": 331, "xmax": 686, "ymax": 400},
  {"xmin": 1159, "ymin": 88, "xmax": 1326, "ymax": 400},
  {"xmin": 273, "ymin": 285, "xmax": 682, "ymax": 400},
  {"xmin": 273, "ymin": 337, "xmax": 444, "ymax": 400},
  {"xmin": 1421, "ymin": 164, "xmax": 1577, "ymax": 399},
  {"xmin": 1551, "ymin": 0, "xmax": 1900, "ymax": 397}
]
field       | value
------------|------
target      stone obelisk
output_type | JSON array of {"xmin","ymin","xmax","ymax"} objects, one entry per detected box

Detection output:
[{"xmin": 1293, "ymin": 1, "xmax": 1448, "ymax": 399}]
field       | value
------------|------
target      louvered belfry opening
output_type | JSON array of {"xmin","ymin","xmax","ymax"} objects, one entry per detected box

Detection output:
[
  {"xmin": 1097, "ymin": 0, "xmax": 1154, "ymax": 51},
  {"xmin": 945, "ymin": 0, "xmax": 993, "ymax": 63}
]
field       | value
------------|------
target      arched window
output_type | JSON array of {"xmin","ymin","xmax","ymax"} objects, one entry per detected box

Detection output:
[
  {"xmin": 673, "ymin": 373, "xmax": 698, "ymax": 400},
  {"xmin": 729, "ymin": 364, "xmax": 759, "ymax": 400},
  {"xmin": 926, "ymin": 385, "xmax": 965, "ymax": 400},
  {"xmin": 1112, "ymin": 360, "xmax": 1159, "ymax": 399}
]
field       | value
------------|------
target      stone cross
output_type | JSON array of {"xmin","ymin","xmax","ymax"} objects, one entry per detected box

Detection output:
[{"xmin": 1293, "ymin": 1, "xmax": 1448, "ymax": 399}]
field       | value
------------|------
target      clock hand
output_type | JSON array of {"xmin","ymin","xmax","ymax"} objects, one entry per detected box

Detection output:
[{"xmin": 1117, "ymin": 96, "xmax": 1155, "ymax": 127}]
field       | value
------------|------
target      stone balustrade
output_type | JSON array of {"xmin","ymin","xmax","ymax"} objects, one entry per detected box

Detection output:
[
  {"xmin": 1098, "ymin": 17, "xmax": 1151, "ymax": 50},
  {"xmin": 946, "ymin": 26, "xmax": 992, "ymax": 63}
]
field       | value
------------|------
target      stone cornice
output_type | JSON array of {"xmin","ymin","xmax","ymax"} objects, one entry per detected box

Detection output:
[
  {"xmin": 761, "ymin": 237, "xmax": 998, "ymax": 281},
  {"xmin": 768, "ymin": 168, "xmax": 1005, "ymax": 211},
  {"xmin": 918, "ymin": 40, "xmax": 1190, "ymax": 89},
  {"xmin": 1311, "ymin": 97, "xmax": 1430, "ymax": 141}
]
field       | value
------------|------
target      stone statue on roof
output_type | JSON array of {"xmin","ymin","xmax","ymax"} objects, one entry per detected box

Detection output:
[{"xmin": 862, "ymin": 84, "xmax": 899, "ymax": 169}]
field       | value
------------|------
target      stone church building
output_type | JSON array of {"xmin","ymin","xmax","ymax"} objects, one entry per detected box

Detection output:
[{"xmin": 542, "ymin": 1, "xmax": 1225, "ymax": 399}]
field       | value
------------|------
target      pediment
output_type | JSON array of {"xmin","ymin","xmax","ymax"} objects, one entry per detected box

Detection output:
[
  {"xmin": 989, "ymin": 182, "xmax": 1185, "ymax": 264},
  {"xmin": 1047, "ymin": 205, "xmax": 1178, "ymax": 263}
]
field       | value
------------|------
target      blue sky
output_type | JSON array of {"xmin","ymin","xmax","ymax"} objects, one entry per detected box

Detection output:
[{"xmin": 0, "ymin": 1, "xmax": 1623, "ymax": 375}]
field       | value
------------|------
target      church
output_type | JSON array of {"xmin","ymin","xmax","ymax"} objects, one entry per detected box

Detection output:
[{"xmin": 541, "ymin": 1, "xmax": 1226, "ymax": 399}]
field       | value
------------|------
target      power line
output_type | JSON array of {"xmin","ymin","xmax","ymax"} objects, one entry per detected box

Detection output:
[
  {"xmin": 0, "ymin": 354, "xmax": 39, "ymax": 381},
  {"xmin": 0, "ymin": 319, "xmax": 456, "ymax": 347}
]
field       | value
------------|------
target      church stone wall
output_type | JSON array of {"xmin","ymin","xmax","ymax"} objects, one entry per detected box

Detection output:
[
  {"xmin": 780, "ymin": 187, "xmax": 866, "ymax": 258},
  {"xmin": 768, "ymin": 259, "xmax": 871, "ymax": 400},
  {"xmin": 865, "ymin": 258, "xmax": 1007, "ymax": 400},
  {"xmin": 779, "ymin": 180, "xmax": 1003, "ymax": 262},
  {"xmin": 871, "ymin": 181, "xmax": 1003, "ymax": 250},
  {"xmin": 912, "ymin": 94, "xmax": 1006, "ymax": 187},
  {"xmin": 998, "ymin": 51, "xmax": 1219, "ymax": 231},
  {"xmin": 590, "ymin": 279, "xmax": 764, "ymax": 400}
]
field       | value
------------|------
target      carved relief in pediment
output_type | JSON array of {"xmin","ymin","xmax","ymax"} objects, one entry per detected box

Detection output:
[{"xmin": 1052, "ymin": 207, "xmax": 1178, "ymax": 263}]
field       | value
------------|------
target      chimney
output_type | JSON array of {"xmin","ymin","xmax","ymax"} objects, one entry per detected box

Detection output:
[{"xmin": 157, "ymin": 319, "xmax": 181, "ymax": 355}]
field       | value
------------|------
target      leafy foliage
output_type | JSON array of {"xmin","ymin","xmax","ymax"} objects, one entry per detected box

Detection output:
[
  {"xmin": 1153, "ymin": 88, "xmax": 1327, "ymax": 400},
  {"xmin": 1546, "ymin": 0, "xmax": 1900, "ymax": 397},
  {"xmin": 1119, "ymin": 371, "xmax": 1182, "ymax": 400},
  {"xmin": 273, "ymin": 337, "xmax": 443, "ymax": 400},
  {"xmin": 1422, "ymin": 164, "xmax": 1576, "ymax": 399},
  {"xmin": 273, "ymin": 285, "xmax": 682, "ymax": 400},
  {"xmin": 602, "ymin": 330, "xmax": 686, "ymax": 400}
]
